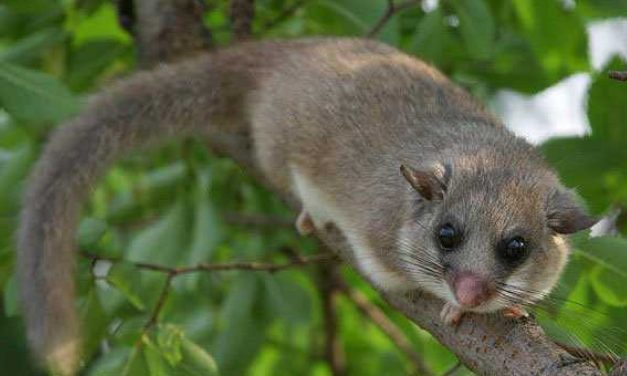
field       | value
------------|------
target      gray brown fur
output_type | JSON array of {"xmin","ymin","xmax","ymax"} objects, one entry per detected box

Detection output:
[{"xmin": 17, "ymin": 37, "xmax": 593, "ymax": 374}]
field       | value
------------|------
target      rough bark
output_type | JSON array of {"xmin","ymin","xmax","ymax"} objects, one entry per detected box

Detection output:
[{"xmin": 126, "ymin": 0, "xmax": 605, "ymax": 375}]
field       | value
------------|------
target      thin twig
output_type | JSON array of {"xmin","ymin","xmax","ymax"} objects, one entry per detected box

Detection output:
[
  {"xmin": 260, "ymin": 0, "xmax": 309, "ymax": 32},
  {"xmin": 336, "ymin": 278, "xmax": 434, "ymax": 376},
  {"xmin": 143, "ymin": 272, "xmax": 175, "ymax": 331},
  {"xmin": 319, "ymin": 263, "xmax": 346, "ymax": 376},
  {"xmin": 366, "ymin": 0, "xmax": 421, "ymax": 38},
  {"xmin": 81, "ymin": 250, "xmax": 338, "ymax": 276},
  {"xmin": 609, "ymin": 71, "xmax": 627, "ymax": 82}
]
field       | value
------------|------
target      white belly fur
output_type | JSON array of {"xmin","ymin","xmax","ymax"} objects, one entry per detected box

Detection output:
[{"xmin": 291, "ymin": 169, "xmax": 406, "ymax": 290}]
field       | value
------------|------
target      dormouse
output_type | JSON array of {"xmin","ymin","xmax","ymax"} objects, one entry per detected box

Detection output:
[{"xmin": 17, "ymin": 38, "xmax": 595, "ymax": 375}]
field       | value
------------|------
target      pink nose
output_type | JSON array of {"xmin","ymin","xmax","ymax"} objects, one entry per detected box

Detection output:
[{"xmin": 453, "ymin": 273, "xmax": 491, "ymax": 307}]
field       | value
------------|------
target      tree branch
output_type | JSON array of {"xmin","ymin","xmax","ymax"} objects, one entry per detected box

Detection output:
[
  {"xmin": 609, "ymin": 70, "xmax": 627, "ymax": 82},
  {"xmin": 142, "ymin": 272, "xmax": 175, "ymax": 331},
  {"xmin": 80, "ymin": 250, "xmax": 338, "ymax": 275},
  {"xmin": 319, "ymin": 264, "xmax": 346, "ymax": 376},
  {"xmin": 230, "ymin": 0, "xmax": 255, "ymax": 40},
  {"xmin": 130, "ymin": 0, "xmax": 212, "ymax": 67},
  {"xmin": 336, "ymin": 277, "xmax": 434, "ymax": 376},
  {"xmin": 366, "ymin": 0, "xmax": 421, "ymax": 38}
]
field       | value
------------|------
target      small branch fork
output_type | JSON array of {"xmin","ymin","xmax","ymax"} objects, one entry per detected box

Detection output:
[
  {"xmin": 366, "ymin": 0, "xmax": 421, "ymax": 38},
  {"xmin": 80, "ymin": 250, "xmax": 338, "ymax": 338}
]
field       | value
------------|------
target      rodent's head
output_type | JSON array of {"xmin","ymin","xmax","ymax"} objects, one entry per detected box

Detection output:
[{"xmin": 396, "ymin": 160, "xmax": 596, "ymax": 313}]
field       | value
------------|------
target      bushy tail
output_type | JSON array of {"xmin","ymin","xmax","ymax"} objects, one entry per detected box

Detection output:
[{"xmin": 17, "ymin": 49, "xmax": 258, "ymax": 375}]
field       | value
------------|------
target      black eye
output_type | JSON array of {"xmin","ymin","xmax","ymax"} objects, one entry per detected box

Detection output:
[
  {"xmin": 500, "ymin": 236, "xmax": 529, "ymax": 265},
  {"xmin": 437, "ymin": 223, "xmax": 460, "ymax": 251}
]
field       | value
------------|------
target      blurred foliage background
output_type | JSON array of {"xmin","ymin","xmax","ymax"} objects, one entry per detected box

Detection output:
[{"xmin": 1, "ymin": 0, "xmax": 627, "ymax": 375}]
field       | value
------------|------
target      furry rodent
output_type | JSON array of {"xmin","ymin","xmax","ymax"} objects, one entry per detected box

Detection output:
[{"xmin": 17, "ymin": 37, "xmax": 595, "ymax": 375}]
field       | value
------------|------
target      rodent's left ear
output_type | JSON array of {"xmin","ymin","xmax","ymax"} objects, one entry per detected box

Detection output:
[
  {"xmin": 546, "ymin": 189, "xmax": 598, "ymax": 234},
  {"xmin": 400, "ymin": 162, "xmax": 451, "ymax": 201}
]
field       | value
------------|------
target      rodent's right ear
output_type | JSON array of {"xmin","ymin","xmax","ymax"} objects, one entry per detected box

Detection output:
[
  {"xmin": 400, "ymin": 162, "xmax": 451, "ymax": 200},
  {"xmin": 546, "ymin": 189, "xmax": 598, "ymax": 234}
]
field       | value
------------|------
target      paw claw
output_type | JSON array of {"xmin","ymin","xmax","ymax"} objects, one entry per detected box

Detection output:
[
  {"xmin": 440, "ymin": 302, "xmax": 464, "ymax": 326},
  {"xmin": 295, "ymin": 210, "xmax": 315, "ymax": 236},
  {"xmin": 503, "ymin": 306, "xmax": 529, "ymax": 319}
]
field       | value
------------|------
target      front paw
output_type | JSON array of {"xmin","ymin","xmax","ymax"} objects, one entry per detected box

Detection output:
[
  {"xmin": 502, "ymin": 306, "xmax": 529, "ymax": 319},
  {"xmin": 440, "ymin": 302, "xmax": 464, "ymax": 326},
  {"xmin": 295, "ymin": 210, "xmax": 315, "ymax": 236}
]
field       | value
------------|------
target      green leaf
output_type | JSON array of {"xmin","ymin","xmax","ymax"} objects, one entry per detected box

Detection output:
[
  {"xmin": 147, "ymin": 325, "xmax": 220, "ymax": 376},
  {"xmin": 155, "ymin": 324, "xmax": 183, "ymax": 366},
  {"xmin": 72, "ymin": 3, "xmax": 132, "ymax": 45},
  {"xmin": 77, "ymin": 217, "xmax": 108, "ymax": 249},
  {"xmin": 0, "ymin": 62, "xmax": 79, "ymax": 122},
  {"xmin": 67, "ymin": 39, "xmax": 129, "ymax": 91},
  {"xmin": 0, "ymin": 27, "xmax": 66, "ymax": 64},
  {"xmin": 590, "ymin": 265, "xmax": 627, "ymax": 307},
  {"xmin": 451, "ymin": 0, "xmax": 495, "ymax": 59},
  {"xmin": 213, "ymin": 274, "xmax": 266, "ymax": 376},
  {"xmin": 105, "ymin": 162, "xmax": 187, "ymax": 224},
  {"xmin": 574, "ymin": 235, "xmax": 627, "ymax": 307},
  {"xmin": 587, "ymin": 57, "xmax": 627, "ymax": 144},
  {"xmin": 184, "ymin": 187, "xmax": 223, "ymax": 288},
  {"xmin": 577, "ymin": 0, "xmax": 627, "ymax": 19},
  {"xmin": 512, "ymin": 0, "xmax": 588, "ymax": 82},
  {"xmin": 262, "ymin": 273, "xmax": 312, "ymax": 325},
  {"xmin": 106, "ymin": 262, "xmax": 146, "ymax": 311},
  {"xmin": 0, "ymin": 143, "xmax": 34, "ymax": 213},
  {"xmin": 121, "ymin": 345, "xmax": 150, "ymax": 376},
  {"xmin": 311, "ymin": 0, "xmax": 401, "ymax": 43},
  {"xmin": 411, "ymin": 8, "xmax": 446, "ymax": 65},
  {"xmin": 3, "ymin": 273, "xmax": 20, "ymax": 316},
  {"xmin": 143, "ymin": 336, "xmax": 172, "ymax": 376},
  {"xmin": 313, "ymin": 0, "xmax": 369, "ymax": 32},
  {"xmin": 127, "ymin": 199, "xmax": 191, "ymax": 265},
  {"xmin": 79, "ymin": 286, "xmax": 109, "ymax": 356},
  {"xmin": 2, "ymin": 0, "xmax": 60, "ymax": 13},
  {"xmin": 87, "ymin": 347, "xmax": 132, "ymax": 376},
  {"xmin": 542, "ymin": 137, "xmax": 627, "ymax": 213},
  {"xmin": 337, "ymin": 0, "xmax": 400, "ymax": 43},
  {"xmin": 179, "ymin": 335, "xmax": 220, "ymax": 376}
]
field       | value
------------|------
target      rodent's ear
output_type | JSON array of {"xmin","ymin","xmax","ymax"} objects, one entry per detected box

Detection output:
[
  {"xmin": 546, "ymin": 189, "xmax": 597, "ymax": 234},
  {"xmin": 400, "ymin": 162, "xmax": 451, "ymax": 200}
]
